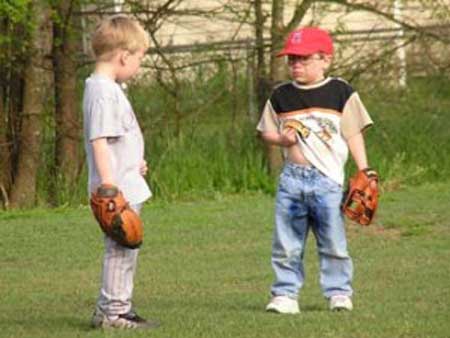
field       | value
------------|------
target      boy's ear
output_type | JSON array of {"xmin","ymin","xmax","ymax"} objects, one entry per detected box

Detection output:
[
  {"xmin": 322, "ymin": 54, "xmax": 332, "ymax": 70},
  {"xmin": 118, "ymin": 50, "xmax": 130, "ymax": 65},
  {"xmin": 323, "ymin": 54, "xmax": 332, "ymax": 64}
]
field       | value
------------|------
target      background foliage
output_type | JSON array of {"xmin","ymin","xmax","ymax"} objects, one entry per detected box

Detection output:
[
  {"xmin": 1, "ymin": 0, "xmax": 450, "ymax": 208},
  {"xmin": 36, "ymin": 66, "xmax": 450, "ymax": 205}
]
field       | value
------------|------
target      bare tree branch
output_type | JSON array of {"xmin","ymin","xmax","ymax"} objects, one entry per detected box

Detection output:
[
  {"xmin": 316, "ymin": 0, "xmax": 450, "ymax": 43},
  {"xmin": 284, "ymin": 0, "xmax": 314, "ymax": 34}
]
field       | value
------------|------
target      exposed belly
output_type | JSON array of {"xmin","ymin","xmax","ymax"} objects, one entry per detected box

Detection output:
[{"xmin": 286, "ymin": 145, "xmax": 310, "ymax": 165}]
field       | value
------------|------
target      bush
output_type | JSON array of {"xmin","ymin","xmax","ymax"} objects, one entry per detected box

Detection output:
[
  {"xmin": 36, "ymin": 66, "xmax": 450, "ymax": 205},
  {"xmin": 361, "ymin": 75, "xmax": 450, "ymax": 189}
]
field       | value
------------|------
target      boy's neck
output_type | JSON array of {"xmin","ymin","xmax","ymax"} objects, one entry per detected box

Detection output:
[
  {"xmin": 295, "ymin": 76, "xmax": 327, "ymax": 87},
  {"xmin": 94, "ymin": 62, "xmax": 117, "ymax": 81}
]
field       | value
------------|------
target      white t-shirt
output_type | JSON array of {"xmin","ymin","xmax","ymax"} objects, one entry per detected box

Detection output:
[{"xmin": 83, "ymin": 74, "xmax": 152, "ymax": 204}]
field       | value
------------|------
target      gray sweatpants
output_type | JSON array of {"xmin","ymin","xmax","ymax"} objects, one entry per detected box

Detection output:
[{"xmin": 96, "ymin": 204, "xmax": 142, "ymax": 317}]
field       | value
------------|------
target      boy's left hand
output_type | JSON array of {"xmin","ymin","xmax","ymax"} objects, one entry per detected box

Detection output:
[
  {"xmin": 140, "ymin": 160, "xmax": 148, "ymax": 176},
  {"xmin": 342, "ymin": 168, "xmax": 379, "ymax": 226}
]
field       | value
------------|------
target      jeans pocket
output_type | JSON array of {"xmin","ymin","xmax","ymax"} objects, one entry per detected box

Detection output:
[{"xmin": 319, "ymin": 173, "xmax": 342, "ymax": 193}]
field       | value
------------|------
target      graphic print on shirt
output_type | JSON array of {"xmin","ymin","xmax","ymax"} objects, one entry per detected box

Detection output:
[{"xmin": 285, "ymin": 115, "xmax": 338, "ymax": 145}]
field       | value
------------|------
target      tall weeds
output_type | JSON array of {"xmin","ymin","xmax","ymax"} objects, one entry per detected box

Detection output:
[
  {"xmin": 37, "ymin": 67, "xmax": 450, "ymax": 205},
  {"xmin": 362, "ymin": 75, "xmax": 450, "ymax": 189}
]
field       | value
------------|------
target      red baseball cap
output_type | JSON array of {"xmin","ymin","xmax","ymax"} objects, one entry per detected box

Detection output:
[{"xmin": 277, "ymin": 27, "xmax": 334, "ymax": 57}]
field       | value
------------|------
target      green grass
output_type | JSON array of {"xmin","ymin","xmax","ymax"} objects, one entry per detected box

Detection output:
[{"xmin": 1, "ymin": 183, "xmax": 450, "ymax": 338}]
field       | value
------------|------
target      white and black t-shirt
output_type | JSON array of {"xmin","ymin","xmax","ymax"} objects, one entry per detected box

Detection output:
[{"xmin": 257, "ymin": 77, "xmax": 373, "ymax": 185}]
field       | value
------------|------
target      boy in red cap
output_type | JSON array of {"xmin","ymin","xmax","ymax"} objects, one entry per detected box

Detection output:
[{"xmin": 257, "ymin": 27, "xmax": 373, "ymax": 314}]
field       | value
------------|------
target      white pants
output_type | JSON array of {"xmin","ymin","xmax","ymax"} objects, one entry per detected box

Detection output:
[{"xmin": 96, "ymin": 204, "xmax": 142, "ymax": 316}]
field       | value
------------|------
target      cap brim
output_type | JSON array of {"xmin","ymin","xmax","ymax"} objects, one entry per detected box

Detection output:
[
  {"xmin": 276, "ymin": 47, "xmax": 318, "ymax": 57},
  {"xmin": 277, "ymin": 46, "xmax": 333, "ymax": 57}
]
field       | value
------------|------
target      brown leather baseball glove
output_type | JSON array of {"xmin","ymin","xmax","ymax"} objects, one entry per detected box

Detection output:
[
  {"xmin": 90, "ymin": 184, "xmax": 143, "ymax": 249},
  {"xmin": 342, "ymin": 168, "xmax": 379, "ymax": 226}
]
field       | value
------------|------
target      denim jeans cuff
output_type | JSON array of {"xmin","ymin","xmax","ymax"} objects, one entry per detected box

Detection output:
[
  {"xmin": 325, "ymin": 292, "xmax": 353, "ymax": 299},
  {"xmin": 271, "ymin": 292, "xmax": 298, "ymax": 300}
]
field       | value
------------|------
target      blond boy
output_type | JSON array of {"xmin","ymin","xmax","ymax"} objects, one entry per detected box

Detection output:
[{"xmin": 83, "ymin": 15, "xmax": 158, "ymax": 329}]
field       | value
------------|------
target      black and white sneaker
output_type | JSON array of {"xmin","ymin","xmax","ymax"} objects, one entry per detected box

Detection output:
[{"xmin": 91, "ymin": 309, "xmax": 160, "ymax": 329}]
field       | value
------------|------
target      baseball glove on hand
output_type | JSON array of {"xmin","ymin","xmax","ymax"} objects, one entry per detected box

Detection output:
[
  {"xmin": 90, "ymin": 184, "xmax": 143, "ymax": 249},
  {"xmin": 342, "ymin": 168, "xmax": 379, "ymax": 226}
]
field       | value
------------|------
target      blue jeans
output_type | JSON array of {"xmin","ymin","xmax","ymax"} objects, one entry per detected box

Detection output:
[{"xmin": 270, "ymin": 163, "xmax": 353, "ymax": 299}]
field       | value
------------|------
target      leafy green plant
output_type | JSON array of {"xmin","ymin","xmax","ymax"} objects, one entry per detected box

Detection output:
[{"xmin": 35, "ymin": 68, "xmax": 450, "ymax": 205}]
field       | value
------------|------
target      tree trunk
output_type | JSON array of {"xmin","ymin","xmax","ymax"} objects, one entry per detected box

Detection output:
[
  {"xmin": 0, "ymin": 17, "xmax": 11, "ymax": 208},
  {"xmin": 0, "ymin": 67, "xmax": 11, "ymax": 209},
  {"xmin": 264, "ymin": 0, "xmax": 287, "ymax": 175},
  {"xmin": 270, "ymin": 0, "xmax": 288, "ymax": 86},
  {"xmin": 52, "ymin": 0, "xmax": 81, "ymax": 204},
  {"xmin": 9, "ymin": 1, "xmax": 53, "ymax": 208},
  {"xmin": 261, "ymin": 0, "xmax": 315, "ymax": 175},
  {"xmin": 254, "ymin": 0, "xmax": 270, "ymax": 114}
]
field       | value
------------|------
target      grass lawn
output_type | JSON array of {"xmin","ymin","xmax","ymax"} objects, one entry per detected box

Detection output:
[{"xmin": 1, "ymin": 183, "xmax": 449, "ymax": 338}]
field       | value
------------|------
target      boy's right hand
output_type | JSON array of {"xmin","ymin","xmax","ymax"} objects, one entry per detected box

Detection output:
[
  {"xmin": 280, "ymin": 128, "xmax": 298, "ymax": 147},
  {"xmin": 90, "ymin": 184, "xmax": 143, "ymax": 249}
]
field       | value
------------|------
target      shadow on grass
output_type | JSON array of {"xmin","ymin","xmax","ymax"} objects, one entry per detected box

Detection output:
[
  {"xmin": 147, "ymin": 295, "xmax": 327, "ymax": 315},
  {"xmin": 0, "ymin": 316, "xmax": 92, "ymax": 333}
]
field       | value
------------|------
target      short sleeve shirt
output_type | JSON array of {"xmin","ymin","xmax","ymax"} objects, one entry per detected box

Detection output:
[
  {"xmin": 256, "ymin": 77, "xmax": 373, "ymax": 185},
  {"xmin": 83, "ymin": 74, "xmax": 152, "ymax": 204}
]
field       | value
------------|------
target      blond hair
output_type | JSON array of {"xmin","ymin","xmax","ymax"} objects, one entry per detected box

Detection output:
[{"xmin": 91, "ymin": 15, "xmax": 150, "ymax": 61}]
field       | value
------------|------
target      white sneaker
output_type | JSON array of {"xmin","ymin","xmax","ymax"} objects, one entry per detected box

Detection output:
[
  {"xmin": 329, "ymin": 295, "xmax": 353, "ymax": 311},
  {"xmin": 91, "ymin": 309, "xmax": 159, "ymax": 329},
  {"xmin": 266, "ymin": 296, "xmax": 300, "ymax": 314}
]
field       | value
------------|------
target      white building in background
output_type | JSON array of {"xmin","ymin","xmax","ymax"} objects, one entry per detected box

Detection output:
[
  {"xmin": 83, "ymin": 1, "xmax": 450, "ymax": 83},
  {"xmin": 84, "ymin": 1, "xmax": 447, "ymax": 49}
]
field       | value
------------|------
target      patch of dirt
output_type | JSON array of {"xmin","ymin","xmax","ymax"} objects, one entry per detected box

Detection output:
[{"xmin": 346, "ymin": 221, "xmax": 402, "ymax": 239}]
